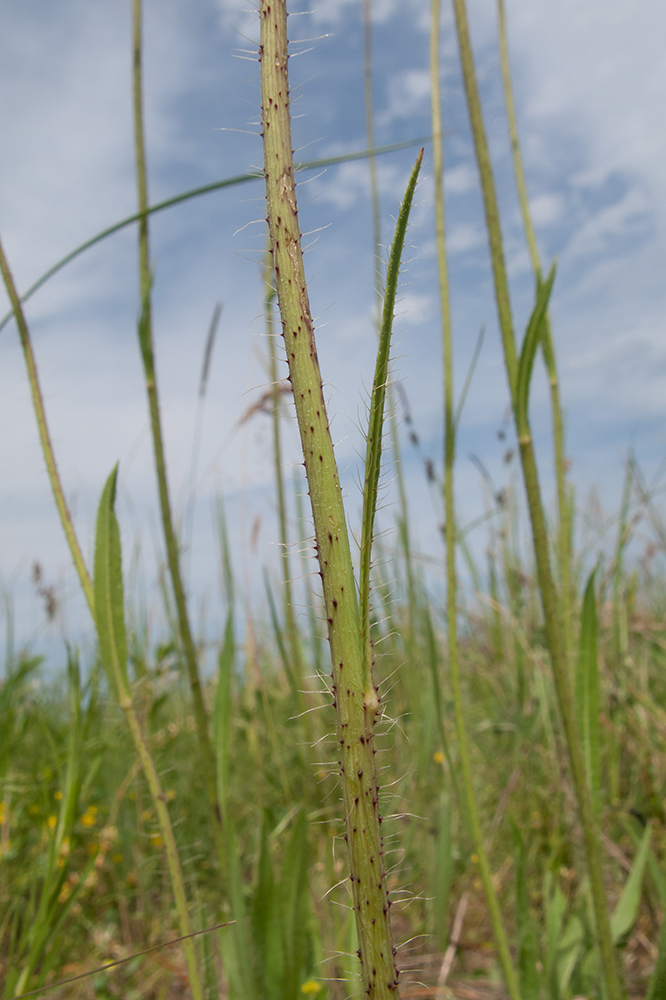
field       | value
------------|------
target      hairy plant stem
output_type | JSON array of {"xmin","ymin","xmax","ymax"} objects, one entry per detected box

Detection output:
[
  {"xmin": 497, "ymin": 0, "xmax": 573, "ymax": 661},
  {"xmin": 430, "ymin": 3, "xmax": 520, "ymax": 996},
  {"xmin": 131, "ymin": 0, "xmax": 223, "ymax": 860},
  {"xmin": 260, "ymin": 2, "xmax": 398, "ymax": 994},
  {"xmin": 265, "ymin": 256, "xmax": 307, "ymax": 710},
  {"xmin": 450, "ymin": 1, "xmax": 624, "ymax": 996},
  {"xmin": 0, "ymin": 239, "xmax": 94, "ymax": 619}
]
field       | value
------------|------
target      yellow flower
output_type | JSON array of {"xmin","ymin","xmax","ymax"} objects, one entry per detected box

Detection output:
[
  {"xmin": 150, "ymin": 833, "xmax": 164, "ymax": 849},
  {"xmin": 28, "ymin": 805, "xmax": 40, "ymax": 816},
  {"xmin": 141, "ymin": 809, "xmax": 153, "ymax": 822},
  {"xmin": 47, "ymin": 815, "xmax": 57, "ymax": 831},
  {"xmin": 58, "ymin": 883, "xmax": 71, "ymax": 903},
  {"xmin": 165, "ymin": 789, "xmax": 177, "ymax": 801},
  {"xmin": 301, "ymin": 981, "xmax": 321, "ymax": 995},
  {"xmin": 0, "ymin": 802, "xmax": 5, "ymax": 823},
  {"xmin": 471, "ymin": 853, "xmax": 478, "ymax": 864},
  {"xmin": 433, "ymin": 751, "xmax": 445, "ymax": 764},
  {"xmin": 54, "ymin": 790, "xmax": 63, "ymax": 801},
  {"xmin": 112, "ymin": 853, "xmax": 123, "ymax": 865}
]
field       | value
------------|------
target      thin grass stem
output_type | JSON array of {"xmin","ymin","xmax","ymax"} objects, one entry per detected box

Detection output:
[
  {"xmin": 449, "ymin": 2, "xmax": 625, "ymax": 995},
  {"xmin": 430, "ymin": 3, "xmax": 520, "ymax": 996},
  {"xmin": 497, "ymin": 0, "xmax": 573, "ymax": 660},
  {"xmin": 131, "ymin": 0, "xmax": 223, "ymax": 862},
  {"xmin": 0, "ymin": 238, "xmax": 94, "ymax": 619}
]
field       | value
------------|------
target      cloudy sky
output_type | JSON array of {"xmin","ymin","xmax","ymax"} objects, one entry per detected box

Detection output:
[{"xmin": 0, "ymin": 0, "xmax": 663, "ymax": 666}]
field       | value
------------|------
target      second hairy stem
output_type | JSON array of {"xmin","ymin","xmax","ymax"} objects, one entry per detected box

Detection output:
[{"xmin": 260, "ymin": 2, "xmax": 398, "ymax": 996}]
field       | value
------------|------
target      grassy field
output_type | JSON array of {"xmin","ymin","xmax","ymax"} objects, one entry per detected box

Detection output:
[{"xmin": 1, "ymin": 0, "xmax": 664, "ymax": 998}]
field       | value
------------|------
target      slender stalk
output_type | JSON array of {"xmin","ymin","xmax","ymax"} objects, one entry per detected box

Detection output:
[
  {"xmin": 430, "ymin": 3, "xmax": 520, "ymax": 996},
  {"xmin": 497, "ymin": 0, "xmax": 572, "ymax": 659},
  {"xmin": 131, "ymin": 0, "xmax": 223, "ymax": 857},
  {"xmin": 0, "ymin": 238, "xmax": 94, "ymax": 619},
  {"xmin": 363, "ymin": 0, "xmax": 382, "ymax": 325},
  {"xmin": 265, "ymin": 256, "xmax": 306, "ymax": 700},
  {"xmin": 449, "ymin": 2, "xmax": 624, "ymax": 996},
  {"xmin": 260, "ymin": 2, "xmax": 398, "ymax": 994}
]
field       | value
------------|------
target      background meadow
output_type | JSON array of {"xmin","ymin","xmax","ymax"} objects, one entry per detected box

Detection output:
[{"xmin": 1, "ymin": 0, "xmax": 666, "ymax": 998}]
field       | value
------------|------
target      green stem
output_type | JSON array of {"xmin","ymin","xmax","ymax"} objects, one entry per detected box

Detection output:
[
  {"xmin": 450, "ymin": 2, "xmax": 624, "ymax": 996},
  {"xmin": 131, "ymin": 0, "xmax": 223, "ymax": 860},
  {"xmin": 430, "ymin": 3, "xmax": 520, "ymax": 996},
  {"xmin": 363, "ymin": 0, "xmax": 383, "ymax": 325},
  {"xmin": 260, "ymin": 3, "xmax": 398, "ymax": 994},
  {"xmin": 497, "ymin": 0, "xmax": 572, "ymax": 660},
  {"xmin": 265, "ymin": 256, "xmax": 306, "ymax": 700},
  {"xmin": 0, "ymin": 238, "xmax": 95, "ymax": 620}
]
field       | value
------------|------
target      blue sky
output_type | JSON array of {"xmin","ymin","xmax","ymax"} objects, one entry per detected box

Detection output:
[{"xmin": 0, "ymin": 0, "xmax": 664, "ymax": 666}]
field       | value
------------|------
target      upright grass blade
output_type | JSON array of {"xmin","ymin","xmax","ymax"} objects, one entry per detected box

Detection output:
[
  {"xmin": 252, "ymin": 812, "xmax": 282, "ymax": 1000},
  {"xmin": 131, "ymin": 0, "xmax": 223, "ymax": 863},
  {"xmin": 512, "ymin": 824, "xmax": 540, "ymax": 1000},
  {"xmin": 431, "ymin": 1, "xmax": 520, "ymax": 993},
  {"xmin": 359, "ymin": 148, "xmax": 424, "ymax": 695},
  {"xmin": 433, "ymin": 793, "xmax": 453, "ymax": 951},
  {"xmin": 576, "ymin": 570, "xmax": 601, "ymax": 818},
  {"xmin": 279, "ymin": 808, "xmax": 310, "ymax": 1000},
  {"xmin": 449, "ymin": 2, "xmax": 624, "ymax": 996},
  {"xmin": 497, "ymin": 0, "xmax": 573, "ymax": 658},
  {"xmin": 94, "ymin": 466, "xmax": 204, "ymax": 1000},
  {"xmin": 260, "ymin": 2, "xmax": 413, "ymax": 992},
  {"xmin": 0, "ymin": 237, "xmax": 94, "ymax": 618}
]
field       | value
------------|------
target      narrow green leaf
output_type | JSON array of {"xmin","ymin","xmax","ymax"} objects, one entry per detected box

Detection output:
[
  {"xmin": 251, "ymin": 811, "xmax": 282, "ymax": 1000},
  {"xmin": 555, "ymin": 913, "xmax": 584, "ymax": 997},
  {"xmin": 214, "ymin": 611, "xmax": 234, "ymax": 821},
  {"xmin": 93, "ymin": 465, "xmax": 129, "ymax": 701},
  {"xmin": 279, "ymin": 808, "xmax": 310, "ymax": 1000},
  {"xmin": 512, "ymin": 823, "xmax": 540, "ymax": 999},
  {"xmin": 576, "ymin": 568, "xmax": 601, "ymax": 817},
  {"xmin": 515, "ymin": 263, "xmax": 556, "ymax": 436},
  {"xmin": 433, "ymin": 794, "xmax": 453, "ymax": 950},
  {"xmin": 359, "ymin": 149, "xmax": 424, "ymax": 693},
  {"xmin": 611, "ymin": 821, "xmax": 651, "ymax": 944},
  {"xmin": 225, "ymin": 823, "xmax": 257, "ymax": 1000}
]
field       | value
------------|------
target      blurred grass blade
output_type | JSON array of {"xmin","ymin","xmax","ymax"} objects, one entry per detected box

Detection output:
[
  {"xmin": 279, "ymin": 807, "xmax": 310, "ymax": 1000},
  {"xmin": 433, "ymin": 793, "xmax": 453, "ymax": 950},
  {"xmin": 647, "ymin": 911, "xmax": 666, "ymax": 1000},
  {"xmin": 454, "ymin": 324, "xmax": 485, "ymax": 430},
  {"xmin": 359, "ymin": 147, "xmax": 423, "ymax": 693},
  {"xmin": 225, "ymin": 823, "xmax": 257, "ymax": 1000},
  {"xmin": 515, "ymin": 265, "xmax": 556, "ymax": 437},
  {"xmin": 611, "ymin": 821, "xmax": 651, "ymax": 944},
  {"xmin": 94, "ymin": 466, "xmax": 129, "ymax": 700},
  {"xmin": 251, "ymin": 812, "xmax": 282, "ymax": 1000},
  {"xmin": 512, "ymin": 823, "xmax": 540, "ymax": 999},
  {"xmin": 214, "ymin": 610, "xmax": 234, "ymax": 821},
  {"xmin": 576, "ymin": 568, "xmax": 601, "ymax": 817},
  {"xmin": 555, "ymin": 914, "xmax": 584, "ymax": 997}
]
